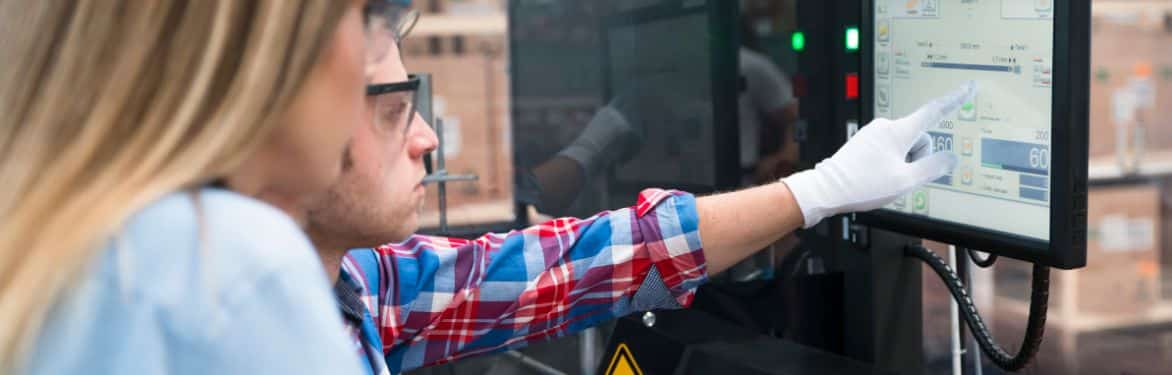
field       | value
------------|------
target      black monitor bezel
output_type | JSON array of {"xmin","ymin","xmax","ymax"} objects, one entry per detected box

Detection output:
[{"xmin": 857, "ymin": 0, "xmax": 1089, "ymax": 269}]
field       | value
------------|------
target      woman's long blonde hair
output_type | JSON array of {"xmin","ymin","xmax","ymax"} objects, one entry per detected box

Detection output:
[{"xmin": 0, "ymin": 0, "xmax": 350, "ymax": 368}]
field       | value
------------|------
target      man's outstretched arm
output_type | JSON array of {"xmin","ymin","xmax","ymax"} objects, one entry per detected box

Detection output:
[
  {"xmin": 343, "ymin": 189, "xmax": 708, "ymax": 372},
  {"xmin": 695, "ymin": 182, "xmax": 803, "ymax": 274}
]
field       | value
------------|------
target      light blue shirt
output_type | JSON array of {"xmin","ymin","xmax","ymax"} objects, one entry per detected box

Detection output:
[{"xmin": 23, "ymin": 189, "xmax": 363, "ymax": 374}]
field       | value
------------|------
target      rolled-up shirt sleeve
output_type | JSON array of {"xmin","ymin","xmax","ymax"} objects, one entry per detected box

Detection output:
[
  {"xmin": 627, "ymin": 189, "xmax": 708, "ymax": 309},
  {"xmin": 342, "ymin": 189, "xmax": 708, "ymax": 372}
]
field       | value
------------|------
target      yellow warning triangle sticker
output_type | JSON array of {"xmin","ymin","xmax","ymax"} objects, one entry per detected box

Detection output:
[{"xmin": 605, "ymin": 343, "xmax": 644, "ymax": 375}]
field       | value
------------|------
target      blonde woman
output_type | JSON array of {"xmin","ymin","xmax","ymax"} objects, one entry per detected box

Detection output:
[{"xmin": 0, "ymin": 1, "xmax": 387, "ymax": 373}]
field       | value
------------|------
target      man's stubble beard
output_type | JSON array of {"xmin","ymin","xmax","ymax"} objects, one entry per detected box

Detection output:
[{"xmin": 304, "ymin": 145, "xmax": 383, "ymax": 250}]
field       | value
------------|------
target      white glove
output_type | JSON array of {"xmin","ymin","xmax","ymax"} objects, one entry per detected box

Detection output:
[
  {"xmin": 558, "ymin": 105, "xmax": 642, "ymax": 176},
  {"xmin": 782, "ymin": 82, "xmax": 976, "ymax": 228}
]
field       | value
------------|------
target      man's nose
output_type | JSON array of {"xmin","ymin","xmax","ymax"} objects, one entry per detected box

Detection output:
[{"xmin": 411, "ymin": 112, "xmax": 439, "ymax": 157}]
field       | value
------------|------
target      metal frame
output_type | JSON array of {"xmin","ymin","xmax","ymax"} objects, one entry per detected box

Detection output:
[{"xmin": 856, "ymin": 0, "xmax": 1090, "ymax": 269}]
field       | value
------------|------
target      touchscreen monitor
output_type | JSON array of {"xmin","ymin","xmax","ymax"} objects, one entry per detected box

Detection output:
[{"xmin": 859, "ymin": 0, "xmax": 1089, "ymax": 268}]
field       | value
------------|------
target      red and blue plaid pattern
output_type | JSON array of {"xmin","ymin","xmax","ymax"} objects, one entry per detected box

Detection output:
[{"xmin": 337, "ymin": 189, "xmax": 708, "ymax": 374}]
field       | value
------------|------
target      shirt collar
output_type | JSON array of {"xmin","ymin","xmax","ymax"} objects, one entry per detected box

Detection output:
[{"xmin": 333, "ymin": 272, "xmax": 367, "ymax": 325}]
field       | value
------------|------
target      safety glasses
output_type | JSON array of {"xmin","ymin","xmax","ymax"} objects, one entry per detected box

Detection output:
[{"xmin": 367, "ymin": 75, "xmax": 421, "ymax": 136}]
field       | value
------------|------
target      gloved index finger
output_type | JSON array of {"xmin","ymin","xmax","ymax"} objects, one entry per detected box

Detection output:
[
  {"xmin": 906, "ymin": 132, "xmax": 933, "ymax": 162},
  {"xmin": 895, "ymin": 81, "xmax": 976, "ymax": 148}
]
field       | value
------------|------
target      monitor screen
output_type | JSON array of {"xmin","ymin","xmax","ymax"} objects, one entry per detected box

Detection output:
[
  {"xmin": 606, "ymin": 10, "xmax": 717, "ymax": 187},
  {"xmin": 873, "ymin": 0, "xmax": 1055, "ymax": 241}
]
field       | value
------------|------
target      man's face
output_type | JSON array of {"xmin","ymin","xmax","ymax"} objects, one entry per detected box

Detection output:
[{"xmin": 307, "ymin": 41, "xmax": 439, "ymax": 249}]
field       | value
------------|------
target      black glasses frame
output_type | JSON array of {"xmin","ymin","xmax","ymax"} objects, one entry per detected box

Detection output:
[
  {"xmin": 367, "ymin": 75, "xmax": 421, "ymax": 135},
  {"xmin": 367, "ymin": 74, "xmax": 420, "ymax": 96}
]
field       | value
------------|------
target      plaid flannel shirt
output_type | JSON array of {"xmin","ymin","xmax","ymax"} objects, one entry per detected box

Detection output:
[{"xmin": 334, "ymin": 189, "xmax": 708, "ymax": 374}]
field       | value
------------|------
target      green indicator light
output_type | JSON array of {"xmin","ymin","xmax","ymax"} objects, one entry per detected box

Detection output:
[
  {"xmin": 791, "ymin": 31, "xmax": 806, "ymax": 52},
  {"xmin": 962, "ymin": 102, "xmax": 974, "ymax": 112},
  {"xmin": 846, "ymin": 27, "xmax": 860, "ymax": 51}
]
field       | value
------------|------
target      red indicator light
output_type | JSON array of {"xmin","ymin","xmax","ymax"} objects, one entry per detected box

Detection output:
[{"xmin": 845, "ymin": 73, "xmax": 859, "ymax": 100}]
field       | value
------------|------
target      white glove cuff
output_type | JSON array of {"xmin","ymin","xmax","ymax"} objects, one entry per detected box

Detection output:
[
  {"xmin": 557, "ymin": 144, "xmax": 597, "ymax": 176},
  {"xmin": 781, "ymin": 169, "xmax": 835, "ymax": 229}
]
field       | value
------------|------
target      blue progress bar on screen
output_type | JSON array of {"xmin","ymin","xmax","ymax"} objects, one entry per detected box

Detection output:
[
  {"xmin": 1020, "ymin": 174, "xmax": 1048, "ymax": 189},
  {"xmin": 1020, "ymin": 187, "xmax": 1048, "ymax": 202},
  {"xmin": 981, "ymin": 139, "xmax": 1049, "ymax": 176},
  {"xmin": 921, "ymin": 62, "xmax": 1013, "ymax": 73}
]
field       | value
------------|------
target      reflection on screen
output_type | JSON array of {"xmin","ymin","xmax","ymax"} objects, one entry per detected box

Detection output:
[
  {"xmin": 607, "ymin": 11, "xmax": 716, "ymax": 186},
  {"xmin": 874, "ymin": 0, "xmax": 1054, "ymax": 240}
]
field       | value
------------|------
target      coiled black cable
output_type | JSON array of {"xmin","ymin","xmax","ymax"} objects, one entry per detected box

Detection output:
[
  {"xmin": 966, "ymin": 248, "xmax": 999, "ymax": 268},
  {"xmin": 905, "ymin": 244, "xmax": 1049, "ymax": 372}
]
